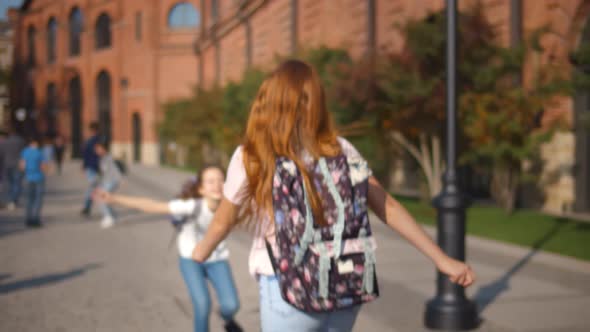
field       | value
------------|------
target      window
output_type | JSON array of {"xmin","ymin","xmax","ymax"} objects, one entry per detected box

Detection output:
[
  {"xmin": 211, "ymin": 0, "xmax": 218, "ymax": 24},
  {"xmin": 25, "ymin": 85, "xmax": 35, "ymax": 112},
  {"xmin": 96, "ymin": 70, "xmax": 112, "ymax": 144},
  {"xmin": 95, "ymin": 13, "xmax": 111, "ymax": 49},
  {"xmin": 47, "ymin": 17, "xmax": 57, "ymax": 63},
  {"xmin": 46, "ymin": 82, "xmax": 58, "ymax": 135},
  {"xmin": 27, "ymin": 26, "xmax": 36, "ymax": 66},
  {"xmin": 135, "ymin": 11, "xmax": 142, "ymax": 41},
  {"xmin": 69, "ymin": 7, "xmax": 83, "ymax": 56},
  {"xmin": 167, "ymin": 2, "xmax": 200, "ymax": 29}
]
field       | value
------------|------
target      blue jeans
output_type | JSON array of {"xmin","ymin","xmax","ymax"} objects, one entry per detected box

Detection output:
[
  {"xmin": 259, "ymin": 275, "xmax": 361, "ymax": 332},
  {"xmin": 3, "ymin": 167, "xmax": 23, "ymax": 204},
  {"xmin": 25, "ymin": 180, "xmax": 44, "ymax": 223},
  {"xmin": 179, "ymin": 258, "xmax": 240, "ymax": 332},
  {"xmin": 100, "ymin": 181, "xmax": 118, "ymax": 219},
  {"xmin": 83, "ymin": 169, "xmax": 99, "ymax": 211}
]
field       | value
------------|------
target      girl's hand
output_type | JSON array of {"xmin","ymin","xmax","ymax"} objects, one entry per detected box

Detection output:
[{"xmin": 436, "ymin": 256, "xmax": 476, "ymax": 287}]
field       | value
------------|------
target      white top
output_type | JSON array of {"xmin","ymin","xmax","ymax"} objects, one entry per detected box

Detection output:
[
  {"xmin": 168, "ymin": 198, "xmax": 229, "ymax": 262},
  {"xmin": 100, "ymin": 155, "xmax": 122, "ymax": 185},
  {"xmin": 223, "ymin": 137, "xmax": 372, "ymax": 277}
]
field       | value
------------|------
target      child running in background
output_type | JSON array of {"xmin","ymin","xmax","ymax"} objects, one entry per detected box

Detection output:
[
  {"xmin": 94, "ymin": 165, "xmax": 243, "ymax": 332},
  {"xmin": 94, "ymin": 140, "xmax": 122, "ymax": 229}
]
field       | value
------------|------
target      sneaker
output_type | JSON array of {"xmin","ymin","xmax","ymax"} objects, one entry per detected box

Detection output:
[
  {"xmin": 80, "ymin": 208, "xmax": 91, "ymax": 218},
  {"xmin": 224, "ymin": 320, "xmax": 243, "ymax": 332},
  {"xmin": 7, "ymin": 202, "xmax": 16, "ymax": 211},
  {"xmin": 26, "ymin": 219, "xmax": 43, "ymax": 228},
  {"xmin": 100, "ymin": 216, "xmax": 115, "ymax": 229}
]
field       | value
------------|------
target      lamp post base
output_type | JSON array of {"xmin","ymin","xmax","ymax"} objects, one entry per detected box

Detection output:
[{"xmin": 425, "ymin": 296, "xmax": 479, "ymax": 330}]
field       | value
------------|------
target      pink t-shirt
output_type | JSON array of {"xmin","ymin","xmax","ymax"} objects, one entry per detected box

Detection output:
[{"xmin": 222, "ymin": 137, "xmax": 372, "ymax": 277}]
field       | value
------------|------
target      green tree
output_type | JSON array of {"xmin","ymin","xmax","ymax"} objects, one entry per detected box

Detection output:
[
  {"xmin": 296, "ymin": 47, "xmax": 391, "ymax": 178},
  {"xmin": 217, "ymin": 69, "xmax": 266, "ymax": 156},
  {"xmin": 376, "ymin": 5, "xmax": 573, "ymax": 212},
  {"xmin": 159, "ymin": 87, "xmax": 224, "ymax": 168}
]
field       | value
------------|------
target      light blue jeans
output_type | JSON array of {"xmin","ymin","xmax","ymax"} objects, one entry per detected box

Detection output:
[
  {"xmin": 259, "ymin": 275, "xmax": 361, "ymax": 332},
  {"xmin": 83, "ymin": 169, "xmax": 99, "ymax": 211},
  {"xmin": 3, "ymin": 167, "xmax": 23, "ymax": 204},
  {"xmin": 179, "ymin": 258, "xmax": 240, "ymax": 332},
  {"xmin": 100, "ymin": 181, "xmax": 118, "ymax": 219}
]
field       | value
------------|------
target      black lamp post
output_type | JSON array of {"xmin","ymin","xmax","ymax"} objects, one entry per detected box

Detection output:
[{"xmin": 424, "ymin": 0, "xmax": 479, "ymax": 330}]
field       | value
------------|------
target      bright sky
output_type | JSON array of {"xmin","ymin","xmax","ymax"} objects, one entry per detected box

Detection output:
[{"xmin": 0, "ymin": 0, "xmax": 24, "ymax": 21}]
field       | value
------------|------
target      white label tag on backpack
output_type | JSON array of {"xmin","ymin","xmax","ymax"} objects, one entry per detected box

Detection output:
[{"xmin": 337, "ymin": 259, "xmax": 354, "ymax": 274}]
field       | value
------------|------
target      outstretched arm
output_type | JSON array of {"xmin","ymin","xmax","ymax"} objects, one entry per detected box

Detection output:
[
  {"xmin": 94, "ymin": 189, "xmax": 170, "ymax": 214},
  {"xmin": 191, "ymin": 198, "xmax": 238, "ymax": 262},
  {"xmin": 367, "ymin": 176, "xmax": 475, "ymax": 287}
]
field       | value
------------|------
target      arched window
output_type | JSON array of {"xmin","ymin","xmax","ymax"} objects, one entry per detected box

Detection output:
[
  {"xmin": 47, "ymin": 17, "xmax": 57, "ymax": 63},
  {"xmin": 25, "ymin": 85, "xmax": 35, "ymax": 113},
  {"xmin": 27, "ymin": 26, "xmax": 36, "ymax": 66},
  {"xmin": 69, "ymin": 7, "xmax": 83, "ymax": 56},
  {"xmin": 46, "ymin": 82, "xmax": 58, "ymax": 135},
  {"xmin": 96, "ymin": 70, "xmax": 112, "ymax": 143},
  {"xmin": 95, "ymin": 13, "xmax": 111, "ymax": 49},
  {"xmin": 23, "ymin": 85, "xmax": 36, "ymax": 135},
  {"xmin": 211, "ymin": 0, "xmax": 218, "ymax": 23},
  {"xmin": 167, "ymin": 2, "xmax": 200, "ymax": 29},
  {"xmin": 69, "ymin": 75, "xmax": 83, "ymax": 157}
]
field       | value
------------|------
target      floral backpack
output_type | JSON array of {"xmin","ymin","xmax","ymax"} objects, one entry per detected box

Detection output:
[{"xmin": 266, "ymin": 152, "xmax": 379, "ymax": 312}]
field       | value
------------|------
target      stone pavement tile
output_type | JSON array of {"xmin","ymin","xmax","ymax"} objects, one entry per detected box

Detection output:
[{"xmin": 3, "ymin": 161, "xmax": 588, "ymax": 332}]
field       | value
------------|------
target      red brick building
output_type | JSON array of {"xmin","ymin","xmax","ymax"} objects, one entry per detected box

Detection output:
[
  {"xmin": 11, "ymin": 0, "xmax": 202, "ymax": 165},
  {"xmin": 10, "ymin": 0, "xmax": 590, "ymax": 212}
]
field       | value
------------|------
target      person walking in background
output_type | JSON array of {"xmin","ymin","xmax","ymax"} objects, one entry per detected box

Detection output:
[
  {"xmin": 54, "ymin": 134, "xmax": 65, "ymax": 175},
  {"xmin": 19, "ymin": 136, "xmax": 49, "ymax": 227},
  {"xmin": 94, "ymin": 165, "xmax": 243, "ymax": 332},
  {"xmin": 0, "ymin": 128, "xmax": 26, "ymax": 210},
  {"xmin": 190, "ymin": 60, "xmax": 476, "ymax": 332},
  {"xmin": 81, "ymin": 122, "xmax": 101, "ymax": 217},
  {"xmin": 94, "ymin": 140, "xmax": 121, "ymax": 229}
]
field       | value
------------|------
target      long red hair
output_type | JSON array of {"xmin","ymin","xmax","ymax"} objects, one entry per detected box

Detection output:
[{"xmin": 240, "ymin": 60, "xmax": 341, "ymax": 226}]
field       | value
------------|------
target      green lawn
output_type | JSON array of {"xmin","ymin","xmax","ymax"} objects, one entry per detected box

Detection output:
[{"xmin": 396, "ymin": 197, "xmax": 590, "ymax": 261}]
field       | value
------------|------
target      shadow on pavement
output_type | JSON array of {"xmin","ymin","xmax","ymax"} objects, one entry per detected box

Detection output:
[
  {"xmin": 0, "ymin": 214, "xmax": 28, "ymax": 238},
  {"xmin": 472, "ymin": 218, "xmax": 569, "ymax": 314},
  {"xmin": 0, "ymin": 263, "xmax": 103, "ymax": 295},
  {"xmin": 44, "ymin": 188, "xmax": 81, "ymax": 197}
]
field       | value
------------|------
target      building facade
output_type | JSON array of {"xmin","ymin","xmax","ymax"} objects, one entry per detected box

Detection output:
[
  {"xmin": 194, "ymin": 0, "xmax": 590, "ymax": 214},
  {"xmin": 11, "ymin": 0, "xmax": 202, "ymax": 164},
  {"xmin": 10, "ymin": 0, "xmax": 590, "ymax": 213}
]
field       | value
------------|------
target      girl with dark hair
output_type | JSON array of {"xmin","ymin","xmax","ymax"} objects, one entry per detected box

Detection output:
[{"xmin": 94, "ymin": 165, "xmax": 243, "ymax": 332}]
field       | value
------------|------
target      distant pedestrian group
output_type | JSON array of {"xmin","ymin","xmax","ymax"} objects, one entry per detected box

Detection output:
[{"xmin": 0, "ymin": 129, "xmax": 64, "ymax": 227}]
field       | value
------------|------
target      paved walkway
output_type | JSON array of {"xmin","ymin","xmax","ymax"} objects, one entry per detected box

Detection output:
[{"xmin": 0, "ymin": 162, "xmax": 589, "ymax": 331}]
